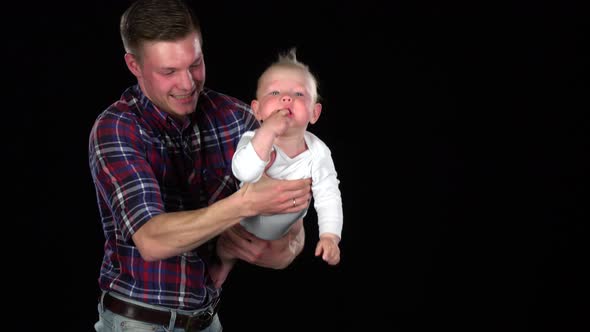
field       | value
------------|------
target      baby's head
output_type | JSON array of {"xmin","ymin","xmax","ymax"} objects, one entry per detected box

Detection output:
[
  {"xmin": 256, "ymin": 48, "xmax": 320, "ymax": 103},
  {"xmin": 252, "ymin": 48, "xmax": 322, "ymax": 128}
]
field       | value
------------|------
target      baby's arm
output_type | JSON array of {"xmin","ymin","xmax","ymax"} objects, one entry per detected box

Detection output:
[
  {"xmin": 250, "ymin": 109, "xmax": 291, "ymax": 162},
  {"xmin": 309, "ymin": 138, "xmax": 343, "ymax": 238},
  {"xmin": 232, "ymin": 109, "xmax": 290, "ymax": 182},
  {"xmin": 232, "ymin": 131, "xmax": 269, "ymax": 183},
  {"xmin": 307, "ymin": 133, "xmax": 344, "ymax": 265}
]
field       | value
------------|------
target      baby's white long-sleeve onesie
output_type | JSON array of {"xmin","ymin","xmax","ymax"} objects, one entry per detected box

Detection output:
[{"xmin": 232, "ymin": 130, "xmax": 343, "ymax": 240}]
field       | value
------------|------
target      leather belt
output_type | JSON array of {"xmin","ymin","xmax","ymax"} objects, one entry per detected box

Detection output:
[{"xmin": 102, "ymin": 292, "xmax": 220, "ymax": 331}]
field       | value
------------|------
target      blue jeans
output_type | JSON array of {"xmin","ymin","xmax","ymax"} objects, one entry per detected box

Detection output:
[{"xmin": 94, "ymin": 293, "xmax": 223, "ymax": 332}]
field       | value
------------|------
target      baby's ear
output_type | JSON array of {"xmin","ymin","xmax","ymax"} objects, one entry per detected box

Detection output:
[
  {"xmin": 251, "ymin": 100, "xmax": 263, "ymax": 121},
  {"xmin": 309, "ymin": 103, "xmax": 322, "ymax": 124}
]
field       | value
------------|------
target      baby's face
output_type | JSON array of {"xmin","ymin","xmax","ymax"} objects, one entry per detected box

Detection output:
[{"xmin": 255, "ymin": 67, "xmax": 317, "ymax": 125}]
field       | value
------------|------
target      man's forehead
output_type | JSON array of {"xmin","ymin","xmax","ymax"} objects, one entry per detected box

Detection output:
[{"xmin": 140, "ymin": 35, "xmax": 203, "ymax": 64}]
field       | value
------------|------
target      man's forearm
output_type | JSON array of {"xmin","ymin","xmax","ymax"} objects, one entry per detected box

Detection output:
[{"xmin": 132, "ymin": 193, "xmax": 245, "ymax": 261}]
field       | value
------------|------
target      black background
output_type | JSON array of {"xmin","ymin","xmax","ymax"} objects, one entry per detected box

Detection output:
[{"xmin": 13, "ymin": 0, "xmax": 588, "ymax": 331}]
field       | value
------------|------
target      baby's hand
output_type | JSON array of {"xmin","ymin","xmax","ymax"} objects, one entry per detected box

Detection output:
[
  {"xmin": 261, "ymin": 109, "xmax": 292, "ymax": 137},
  {"xmin": 315, "ymin": 233, "xmax": 341, "ymax": 265}
]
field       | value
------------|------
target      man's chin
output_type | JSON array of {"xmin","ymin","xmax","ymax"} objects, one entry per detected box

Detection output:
[
  {"xmin": 172, "ymin": 100, "xmax": 198, "ymax": 114},
  {"xmin": 176, "ymin": 107, "xmax": 196, "ymax": 116}
]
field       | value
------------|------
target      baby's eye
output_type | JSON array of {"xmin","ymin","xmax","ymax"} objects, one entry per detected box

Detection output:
[
  {"xmin": 270, "ymin": 91, "xmax": 280, "ymax": 96},
  {"xmin": 295, "ymin": 92, "xmax": 305, "ymax": 97}
]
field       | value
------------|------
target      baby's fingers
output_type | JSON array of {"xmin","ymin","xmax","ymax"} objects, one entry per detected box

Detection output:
[
  {"xmin": 323, "ymin": 247, "xmax": 341, "ymax": 265},
  {"xmin": 314, "ymin": 243, "xmax": 324, "ymax": 257}
]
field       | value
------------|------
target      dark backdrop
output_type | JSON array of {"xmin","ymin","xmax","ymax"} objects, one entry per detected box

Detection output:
[{"xmin": 14, "ymin": 0, "xmax": 588, "ymax": 331}]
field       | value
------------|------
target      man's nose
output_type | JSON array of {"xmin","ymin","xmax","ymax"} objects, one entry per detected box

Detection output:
[{"xmin": 179, "ymin": 70, "xmax": 194, "ymax": 89}]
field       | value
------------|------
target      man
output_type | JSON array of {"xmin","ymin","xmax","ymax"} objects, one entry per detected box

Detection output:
[{"xmin": 89, "ymin": 0, "xmax": 311, "ymax": 331}]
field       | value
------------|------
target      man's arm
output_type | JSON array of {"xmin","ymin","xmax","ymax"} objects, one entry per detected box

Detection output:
[{"xmin": 133, "ymin": 175, "xmax": 311, "ymax": 261}]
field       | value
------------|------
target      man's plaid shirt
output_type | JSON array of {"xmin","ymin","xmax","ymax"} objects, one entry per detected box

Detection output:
[{"xmin": 89, "ymin": 85, "xmax": 258, "ymax": 310}]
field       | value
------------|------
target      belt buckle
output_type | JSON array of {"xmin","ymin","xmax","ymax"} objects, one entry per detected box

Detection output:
[{"xmin": 185, "ymin": 308, "xmax": 214, "ymax": 332}]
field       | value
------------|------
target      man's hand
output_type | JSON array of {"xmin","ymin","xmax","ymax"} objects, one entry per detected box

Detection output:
[
  {"xmin": 239, "ymin": 174, "xmax": 311, "ymax": 217},
  {"xmin": 217, "ymin": 219, "xmax": 305, "ymax": 269}
]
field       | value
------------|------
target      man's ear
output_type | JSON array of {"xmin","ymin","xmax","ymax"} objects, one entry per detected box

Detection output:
[
  {"xmin": 124, "ymin": 53, "xmax": 141, "ymax": 78},
  {"xmin": 309, "ymin": 103, "xmax": 322, "ymax": 124},
  {"xmin": 251, "ymin": 100, "xmax": 263, "ymax": 121}
]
